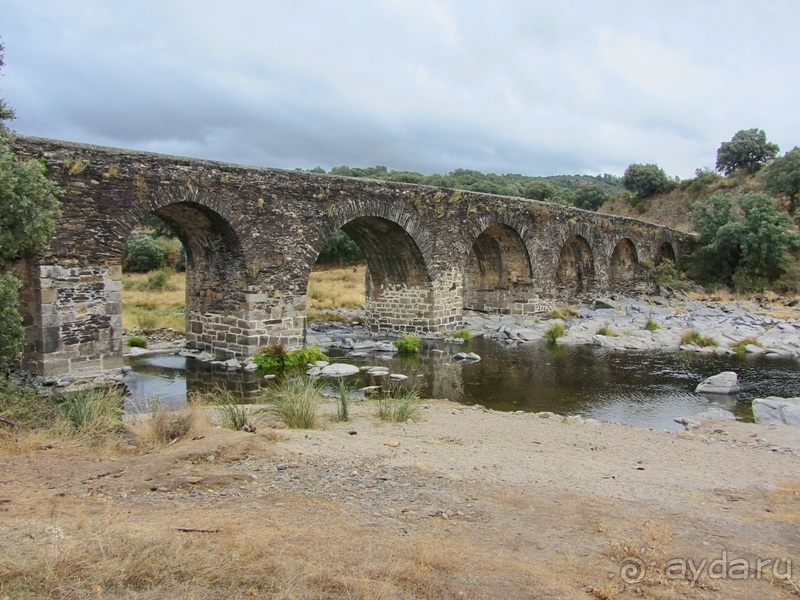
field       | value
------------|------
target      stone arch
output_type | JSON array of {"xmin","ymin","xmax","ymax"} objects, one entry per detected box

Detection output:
[
  {"xmin": 609, "ymin": 238, "xmax": 639, "ymax": 285},
  {"xmin": 655, "ymin": 241, "xmax": 676, "ymax": 265},
  {"xmin": 556, "ymin": 234, "xmax": 595, "ymax": 295},
  {"xmin": 338, "ymin": 216, "xmax": 430, "ymax": 295},
  {"xmin": 310, "ymin": 212, "xmax": 447, "ymax": 333},
  {"xmin": 126, "ymin": 186, "xmax": 250, "ymax": 358},
  {"xmin": 463, "ymin": 223, "xmax": 534, "ymax": 313}
]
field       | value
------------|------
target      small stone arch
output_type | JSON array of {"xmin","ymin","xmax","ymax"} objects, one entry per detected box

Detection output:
[
  {"xmin": 463, "ymin": 223, "xmax": 534, "ymax": 313},
  {"xmin": 655, "ymin": 241, "xmax": 677, "ymax": 265},
  {"xmin": 609, "ymin": 238, "xmax": 639, "ymax": 285},
  {"xmin": 556, "ymin": 234, "xmax": 595, "ymax": 295}
]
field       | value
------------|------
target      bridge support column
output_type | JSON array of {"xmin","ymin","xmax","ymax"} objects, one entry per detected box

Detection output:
[
  {"xmin": 364, "ymin": 269, "xmax": 463, "ymax": 333},
  {"xmin": 20, "ymin": 263, "xmax": 124, "ymax": 376}
]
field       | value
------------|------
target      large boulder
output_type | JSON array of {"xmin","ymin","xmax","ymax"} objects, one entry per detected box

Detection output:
[
  {"xmin": 696, "ymin": 371, "xmax": 740, "ymax": 395},
  {"xmin": 752, "ymin": 397, "xmax": 800, "ymax": 426}
]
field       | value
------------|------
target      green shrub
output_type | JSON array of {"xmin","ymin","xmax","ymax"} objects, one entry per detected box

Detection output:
[
  {"xmin": 127, "ymin": 336, "xmax": 147, "ymax": 348},
  {"xmin": 0, "ymin": 381, "xmax": 60, "ymax": 429},
  {"xmin": 643, "ymin": 318, "xmax": 660, "ymax": 332},
  {"xmin": 123, "ymin": 232, "xmax": 166, "ymax": 273},
  {"xmin": 0, "ymin": 274, "xmax": 23, "ymax": 369},
  {"xmin": 452, "ymin": 329, "xmax": 472, "ymax": 343},
  {"xmin": 395, "ymin": 333, "xmax": 420, "ymax": 356},
  {"xmin": 647, "ymin": 259, "xmax": 689, "ymax": 290},
  {"xmin": 266, "ymin": 376, "xmax": 323, "ymax": 429},
  {"xmin": 544, "ymin": 323, "xmax": 567, "ymax": 342},
  {"xmin": 253, "ymin": 345, "xmax": 328, "ymax": 375},
  {"xmin": 154, "ymin": 236, "xmax": 182, "ymax": 270}
]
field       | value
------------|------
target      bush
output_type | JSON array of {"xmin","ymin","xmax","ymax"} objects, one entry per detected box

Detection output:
[
  {"xmin": 253, "ymin": 345, "xmax": 327, "ymax": 375},
  {"xmin": 689, "ymin": 192, "xmax": 800, "ymax": 291},
  {"xmin": 144, "ymin": 268, "xmax": 176, "ymax": 292},
  {"xmin": 622, "ymin": 163, "xmax": 674, "ymax": 199},
  {"xmin": 452, "ymin": 329, "xmax": 472, "ymax": 343},
  {"xmin": 316, "ymin": 230, "xmax": 364, "ymax": 265},
  {"xmin": 395, "ymin": 333, "xmax": 420, "ymax": 356},
  {"xmin": 124, "ymin": 233, "xmax": 166, "ymax": 273},
  {"xmin": 572, "ymin": 186, "xmax": 609, "ymax": 211},
  {"xmin": 644, "ymin": 318, "xmax": 660, "ymax": 332},
  {"xmin": 0, "ymin": 274, "xmax": 23, "ymax": 369},
  {"xmin": 647, "ymin": 259, "xmax": 688, "ymax": 290},
  {"xmin": 545, "ymin": 323, "xmax": 567, "ymax": 341},
  {"xmin": 127, "ymin": 336, "xmax": 147, "ymax": 348},
  {"xmin": 266, "ymin": 376, "xmax": 323, "ymax": 429}
]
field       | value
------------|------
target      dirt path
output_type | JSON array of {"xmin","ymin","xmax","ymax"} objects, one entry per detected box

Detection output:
[{"xmin": 1, "ymin": 400, "xmax": 798, "ymax": 599}]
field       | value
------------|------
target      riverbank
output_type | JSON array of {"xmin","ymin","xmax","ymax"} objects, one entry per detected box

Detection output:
[{"xmin": 1, "ymin": 398, "xmax": 797, "ymax": 598}]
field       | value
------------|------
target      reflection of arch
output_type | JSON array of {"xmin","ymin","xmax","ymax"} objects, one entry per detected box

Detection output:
[
  {"xmin": 655, "ymin": 241, "xmax": 676, "ymax": 265},
  {"xmin": 337, "ymin": 216, "xmax": 430, "ymax": 297},
  {"xmin": 556, "ymin": 234, "xmax": 594, "ymax": 295},
  {"xmin": 464, "ymin": 224, "xmax": 533, "ymax": 313},
  {"xmin": 609, "ymin": 238, "xmax": 639, "ymax": 284}
]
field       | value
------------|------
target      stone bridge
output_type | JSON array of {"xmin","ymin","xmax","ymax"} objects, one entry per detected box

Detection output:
[{"xmin": 10, "ymin": 136, "xmax": 690, "ymax": 376}]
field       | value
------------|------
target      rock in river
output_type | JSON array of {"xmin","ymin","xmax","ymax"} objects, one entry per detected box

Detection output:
[
  {"xmin": 320, "ymin": 363, "xmax": 360, "ymax": 377},
  {"xmin": 696, "ymin": 371, "xmax": 740, "ymax": 395}
]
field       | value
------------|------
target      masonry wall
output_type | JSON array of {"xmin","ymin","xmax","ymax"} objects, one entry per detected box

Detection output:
[{"xmin": 10, "ymin": 136, "xmax": 693, "ymax": 376}]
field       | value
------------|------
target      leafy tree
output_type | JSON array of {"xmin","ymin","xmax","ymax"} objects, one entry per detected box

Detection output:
[
  {"xmin": 621, "ymin": 163, "xmax": 672, "ymax": 199},
  {"xmin": 572, "ymin": 186, "xmax": 609, "ymax": 211},
  {"xmin": 762, "ymin": 146, "xmax": 800, "ymax": 213},
  {"xmin": 123, "ymin": 233, "xmax": 166, "ymax": 272},
  {"xmin": 0, "ymin": 43, "xmax": 62, "ymax": 368},
  {"xmin": 690, "ymin": 192, "xmax": 800, "ymax": 291},
  {"xmin": 316, "ymin": 230, "xmax": 364, "ymax": 265},
  {"xmin": 715, "ymin": 128, "xmax": 779, "ymax": 175}
]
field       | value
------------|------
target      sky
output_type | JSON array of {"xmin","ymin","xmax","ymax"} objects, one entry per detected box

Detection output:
[{"xmin": 2, "ymin": 1, "xmax": 799, "ymax": 179}]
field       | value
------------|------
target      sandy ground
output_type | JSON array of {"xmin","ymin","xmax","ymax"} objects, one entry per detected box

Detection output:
[{"xmin": 1, "ymin": 398, "xmax": 798, "ymax": 599}]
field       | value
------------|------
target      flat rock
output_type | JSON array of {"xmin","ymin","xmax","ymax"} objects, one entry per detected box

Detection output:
[{"xmin": 320, "ymin": 363, "xmax": 360, "ymax": 377}]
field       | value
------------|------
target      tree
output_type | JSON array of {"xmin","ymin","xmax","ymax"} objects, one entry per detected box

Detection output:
[
  {"xmin": 621, "ymin": 163, "xmax": 672, "ymax": 199},
  {"xmin": 572, "ymin": 186, "xmax": 609, "ymax": 211},
  {"xmin": 715, "ymin": 128, "xmax": 779, "ymax": 175},
  {"xmin": 0, "ymin": 43, "xmax": 62, "ymax": 367},
  {"xmin": 690, "ymin": 192, "xmax": 800, "ymax": 291},
  {"xmin": 762, "ymin": 146, "xmax": 800, "ymax": 214}
]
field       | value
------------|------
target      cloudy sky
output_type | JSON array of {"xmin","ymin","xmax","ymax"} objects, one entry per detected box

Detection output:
[{"xmin": 3, "ymin": 1, "xmax": 799, "ymax": 179}]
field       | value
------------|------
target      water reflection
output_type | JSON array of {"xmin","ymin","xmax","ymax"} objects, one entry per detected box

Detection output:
[{"xmin": 123, "ymin": 336, "xmax": 800, "ymax": 431}]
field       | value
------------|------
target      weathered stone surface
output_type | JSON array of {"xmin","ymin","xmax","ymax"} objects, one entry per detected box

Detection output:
[
  {"xmin": 696, "ymin": 372, "xmax": 740, "ymax": 395},
  {"xmin": 10, "ymin": 136, "xmax": 690, "ymax": 376},
  {"xmin": 752, "ymin": 397, "xmax": 800, "ymax": 426}
]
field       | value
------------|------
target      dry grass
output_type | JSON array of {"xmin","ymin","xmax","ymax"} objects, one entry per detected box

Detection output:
[
  {"xmin": 307, "ymin": 264, "xmax": 366, "ymax": 310},
  {"xmin": 127, "ymin": 404, "xmax": 211, "ymax": 451},
  {"xmin": 122, "ymin": 272, "xmax": 186, "ymax": 331}
]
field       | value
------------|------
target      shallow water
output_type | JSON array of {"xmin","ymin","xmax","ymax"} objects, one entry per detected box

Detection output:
[{"xmin": 124, "ymin": 336, "xmax": 800, "ymax": 431}]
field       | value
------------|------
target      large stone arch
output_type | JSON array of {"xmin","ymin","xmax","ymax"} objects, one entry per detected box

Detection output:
[
  {"xmin": 308, "ymin": 203, "xmax": 457, "ymax": 333},
  {"xmin": 609, "ymin": 238, "xmax": 639, "ymax": 286},
  {"xmin": 463, "ymin": 223, "xmax": 534, "ymax": 313},
  {"xmin": 125, "ymin": 185, "xmax": 252, "ymax": 358},
  {"xmin": 555, "ymin": 234, "xmax": 595, "ymax": 296}
]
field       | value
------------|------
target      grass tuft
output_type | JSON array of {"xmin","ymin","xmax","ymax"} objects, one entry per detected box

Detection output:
[
  {"xmin": 266, "ymin": 376, "xmax": 324, "ymax": 429},
  {"xmin": 62, "ymin": 387, "xmax": 126, "ymax": 438},
  {"xmin": 643, "ymin": 318, "xmax": 660, "ymax": 331},
  {"xmin": 375, "ymin": 382, "xmax": 420, "ymax": 422},
  {"xmin": 595, "ymin": 325, "xmax": 615, "ymax": 336},
  {"xmin": 544, "ymin": 323, "xmax": 567, "ymax": 342},
  {"xmin": 680, "ymin": 329, "xmax": 717, "ymax": 347},
  {"xmin": 546, "ymin": 307, "xmax": 579, "ymax": 320},
  {"xmin": 729, "ymin": 337, "xmax": 762, "ymax": 355}
]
